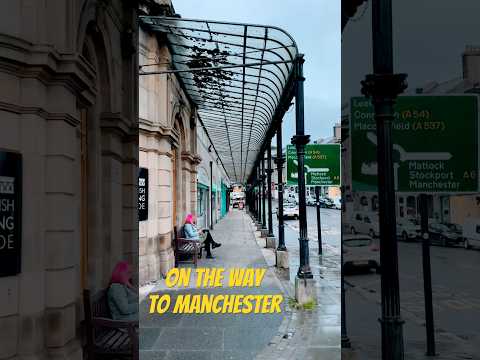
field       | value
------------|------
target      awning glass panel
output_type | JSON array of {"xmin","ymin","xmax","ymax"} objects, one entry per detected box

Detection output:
[{"xmin": 140, "ymin": 16, "xmax": 298, "ymax": 183}]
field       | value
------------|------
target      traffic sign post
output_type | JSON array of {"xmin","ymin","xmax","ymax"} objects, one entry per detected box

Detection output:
[
  {"xmin": 351, "ymin": 95, "xmax": 478, "ymax": 357},
  {"xmin": 286, "ymin": 143, "xmax": 341, "ymax": 256},
  {"xmin": 350, "ymin": 95, "xmax": 479, "ymax": 193}
]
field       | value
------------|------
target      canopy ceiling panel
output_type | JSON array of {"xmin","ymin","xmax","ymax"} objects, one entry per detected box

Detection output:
[{"xmin": 140, "ymin": 16, "xmax": 298, "ymax": 183}]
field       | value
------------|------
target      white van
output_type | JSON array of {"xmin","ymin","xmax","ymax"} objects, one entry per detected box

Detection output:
[
  {"xmin": 349, "ymin": 211, "xmax": 380, "ymax": 238},
  {"xmin": 463, "ymin": 218, "xmax": 480, "ymax": 249}
]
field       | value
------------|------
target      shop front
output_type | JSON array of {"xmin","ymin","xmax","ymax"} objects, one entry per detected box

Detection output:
[{"xmin": 197, "ymin": 182, "xmax": 209, "ymax": 229}]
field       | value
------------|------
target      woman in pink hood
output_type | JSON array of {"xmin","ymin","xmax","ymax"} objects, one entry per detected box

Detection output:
[{"xmin": 183, "ymin": 214, "xmax": 221, "ymax": 259}]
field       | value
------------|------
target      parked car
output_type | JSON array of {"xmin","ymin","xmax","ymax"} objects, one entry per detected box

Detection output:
[
  {"xmin": 285, "ymin": 192, "xmax": 299, "ymax": 205},
  {"xmin": 306, "ymin": 195, "xmax": 316, "ymax": 206},
  {"xmin": 462, "ymin": 218, "xmax": 480, "ymax": 249},
  {"xmin": 279, "ymin": 202, "xmax": 299, "ymax": 220},
  {"xmin": 397, "ymin": 218, "xmax": 421, "ymax": 242},
  {"xmin": 343, "ymin": 234, "xmax": 380, "ymax": 273},
  {"xmin": 349, "ymin": 212, "xmax": 380, "ymax": 238},
  {"xmin": 319, "ymin": 196, "xmax": 334, "ymax": 208},
  {"xmin": 428, "ymin": 222, "xmax": 463, "ymax": 247},
  {"xmin": 333, "ymin": 197, "xmax": 341, "ymax": 210}
]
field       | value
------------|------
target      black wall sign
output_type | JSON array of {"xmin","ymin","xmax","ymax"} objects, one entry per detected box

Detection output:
[
  {"xmin": 138, "ymin": 168, "xmax": 148, "ymax": 221},
  {"xmin": 0, "ymin": 151, "xmax": 22, "ymax": 277}
]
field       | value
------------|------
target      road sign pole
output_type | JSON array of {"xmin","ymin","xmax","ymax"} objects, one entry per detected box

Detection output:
[
  {"xmin": 315, "ymin": 186, "xmax": 323, "ymax": 255},
  {"xmin": 362, "ymin": 0, "xmax": 407, "ymax": 358},
  {"xmin": 420, "ymin": 194, "xmax": 436, "ymax": 356},
  {"xmin": 341, "ymin": 227, "xmax": 351, "ymax": 348},
  {"xmin": 292, "ymin": 54, "xmax": 312, "ymax": 279}
]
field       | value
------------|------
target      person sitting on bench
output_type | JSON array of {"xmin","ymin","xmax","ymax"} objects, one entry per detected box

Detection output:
[
  {"xmin": 107, "ymin": 261, "xmax": 138, "ymax": 321},
  {"xmin": 183, "ymin": 214, "xmax": 221, "ymax": 259}
]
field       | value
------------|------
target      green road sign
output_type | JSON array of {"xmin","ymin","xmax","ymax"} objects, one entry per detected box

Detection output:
[
  {"xmin": 286, "ymin": 144, "xmax": 341, "ymax": 186},
  {"xmin": 350, "ymin": 95, "xmax": 479, "ymax": 193}
]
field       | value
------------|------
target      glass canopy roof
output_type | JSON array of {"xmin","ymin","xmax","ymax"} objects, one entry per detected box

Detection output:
[{"xmin": 139, "ymin": 16, "xmax": 298, "ymax": 184}]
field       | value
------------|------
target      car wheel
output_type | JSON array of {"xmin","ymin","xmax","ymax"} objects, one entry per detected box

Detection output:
[
  {"xmin": 350, "ymin": 227, "xmax": 356, "ymax": 234},
  {"xmin": 375, "ymin": 265, "xmax": 381, "ymax": 274},
  {"xmin": 402, "ymin": 231, "xmax": 408, "ymax": 242},
  {"xmin": 294, "ymin": 215, "xmax": 299, "ymax": 220},
  {"xmin": 369, "ymin": 229, "xmax": 375, "ymax": 238},
  {"xmin": 464, "ymin": 238, "xmax": 470, "ymax": 249}
]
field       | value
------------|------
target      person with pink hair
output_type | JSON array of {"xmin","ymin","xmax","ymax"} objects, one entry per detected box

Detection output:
[
  {"xmin": 183, "ymin": 214, "xmax": 221, "ymax": 259},
  {"xmin": 107, "ymin": 261, "xmax": 138, "ymax": 320}
]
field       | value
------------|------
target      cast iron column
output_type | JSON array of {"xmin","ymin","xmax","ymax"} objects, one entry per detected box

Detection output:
[
  {"xmin": 361, "ymin": 0, "xmax": 407, "ymax": 358},
  {"xmin": 209, "ymin": 160, "xmax": 214, "ymax": 230},
  {"xmin": 276, "ymin": 123, "xmax": 286, "ymax": 251},
  {"xmin": 261, "ymin": 157, "xmax": 267, "ymax": 230},
  {"xmin": 267, "ymin": 144, "xmax": 274, "ymax": 237},
  {"xmin": 258, "ymin": 165, "xmax": 262, "ymax": 224},
  {"xmin": 291, "ymin": 54, "xmax": 312, "ymax": 279}
]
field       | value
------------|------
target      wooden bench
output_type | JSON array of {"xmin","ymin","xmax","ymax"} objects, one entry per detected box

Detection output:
[
  {"xmin": 83, "ymin": 289, "xmax": 138, "ymax": 360},
  {"xmin": 173, "ymin": 225, "xmax": 205, "ymax": 267}
]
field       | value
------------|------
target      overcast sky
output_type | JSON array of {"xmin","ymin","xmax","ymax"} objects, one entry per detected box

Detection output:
[
  {"xmin": 171, "ymin": 0, "xmax": 341, "ymax": 145},
  {"xmin": 342, "ymin": 0, "xmax": 480, "ymax": 103}
]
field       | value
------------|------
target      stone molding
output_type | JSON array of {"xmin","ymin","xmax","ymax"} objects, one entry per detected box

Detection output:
[
  {"xmin": 181, "ymin": 151, "xmax": 202, "ymax": 165},
  {"xmin": 0, "ymin": 100, "xmax": 80, "ymax": 126},
  {"xmin": 138, "ymin": 146, "xmax": 173, "ymax": 158},
  {"xmin": 0, "ymin": 34, "xmax": 97, "ymax": 103},
  {"xmin": 139, "ymin": 118, "xmax": 180, "ymax": 146}
]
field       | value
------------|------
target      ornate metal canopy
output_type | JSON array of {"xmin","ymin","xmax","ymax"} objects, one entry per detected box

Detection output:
[{"xmin": 139, "ymin": 16, "xmax": 298, "ymax": 183}]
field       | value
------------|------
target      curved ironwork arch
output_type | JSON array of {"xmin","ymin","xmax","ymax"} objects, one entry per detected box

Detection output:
[{"xmin": 140, "ymin": 16, "xmax": 298, "ymax": 183}]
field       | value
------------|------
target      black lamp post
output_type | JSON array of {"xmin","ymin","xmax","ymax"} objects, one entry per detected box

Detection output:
[{"xmin": 361, "ymin": 0, "xmax": 407, "ymax": 358}]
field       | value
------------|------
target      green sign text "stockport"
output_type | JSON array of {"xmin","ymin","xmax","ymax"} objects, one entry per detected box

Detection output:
[
  {"xmin": 286, "ymin": 144, "xmax": 341, "ymax": 186},
  {"xmin": 350, "ymin": 95, "xmax": 479, "ymax": 193}
]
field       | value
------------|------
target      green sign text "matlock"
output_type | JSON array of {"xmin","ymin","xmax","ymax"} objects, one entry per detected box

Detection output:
[
  {"xmin": 350, "ymin": 95, "xmax": 479, "ymax": 193},
  {"xmin": 286, "ymin": 144, "xmax": 341, "ymax": 186}
]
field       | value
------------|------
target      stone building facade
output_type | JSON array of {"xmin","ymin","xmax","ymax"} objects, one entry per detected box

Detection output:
[
  {"xmin": 138, "ymin": 5, "xmax": 201, "ymax": 284},
  {"xmin": 196, "ymin": 124, "xmax": 231, "ymax": 230},
  {"xmin": 0, "ymin": 1, "xmax": 138, "ymax": 359}
]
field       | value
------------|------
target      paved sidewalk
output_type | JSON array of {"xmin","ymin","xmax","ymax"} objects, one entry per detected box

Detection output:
[
  {"xmin": 139, "ymin": 209, "xmax": 341, "ymax": 360},
  {"xmin": 139, "ymin": 210, "xmax": 287, "ymax": 360},
  {"xmin": 252, "ymin": 214, "xmax": 341, "ymax": 360}
]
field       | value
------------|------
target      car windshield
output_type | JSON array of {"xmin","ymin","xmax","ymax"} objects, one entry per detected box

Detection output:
[
  {"xmin": 431, "ymin": 223, "xmax": 450, "ymax": 232},
  {"xmin": 447, "ymin": 223, "xmax": 461, "ymax": 232},
  {"xmin": 344, "ymin": 238, "xmax": 372, "ymax": 247}
]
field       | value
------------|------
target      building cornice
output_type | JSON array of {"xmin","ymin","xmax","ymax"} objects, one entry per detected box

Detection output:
[
  {"xmin": 0, "ymin": 100, "xmax": 80, "ymax": 126},
  {"xmin": 0, "ymin": 34, "xmax": 97, "ymax": 103}
]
